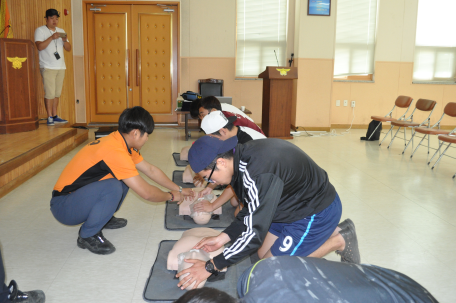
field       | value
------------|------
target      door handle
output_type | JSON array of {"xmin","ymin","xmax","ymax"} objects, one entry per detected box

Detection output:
[
  {"xmin": 136, "ymin": 49, "xmax": 140, "ymax": 86},
  {"xmin": 126, "ymin": 49, "xmax": 130, "ymax": 87}
]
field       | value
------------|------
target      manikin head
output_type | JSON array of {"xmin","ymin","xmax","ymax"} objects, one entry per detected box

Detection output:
[
  {"xmin": 188, "ymin": 136, "xmax": 237, "ymax": 186},
  {"xmin": 118, "ymin": 106, "xmax": 155, "ymax": 150},
  {"xmin": 201, "ymin": 110, "xmax": 238, "ymax": 141},
  {"xmin": 45, "ymin": 9, "xmax": 60, "ymax": 29}
]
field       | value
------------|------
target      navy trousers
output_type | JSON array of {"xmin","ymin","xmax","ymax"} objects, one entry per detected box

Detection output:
[
  {"xmin": 0, "ymin": 249, "xmax": 8, "ymax": 303},
  {"xmin": 50, "ymin": 179, "xmax": 129, "ymax": 238}
]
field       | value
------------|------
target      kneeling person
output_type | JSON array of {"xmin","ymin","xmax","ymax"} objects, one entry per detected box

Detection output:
[
  {"xmin": 193, "ymin": 111, "xmax": 266, "ymax": 215},
  {"xmin": 50, "ymin": 107, "xmax": 194, "ymax": 255},
  {"xmin": 176, "ymin": 136, "xmax": 359, "ymax": 289}
]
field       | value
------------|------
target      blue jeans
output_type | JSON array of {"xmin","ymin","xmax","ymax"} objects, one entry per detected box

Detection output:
[{"xmin": 50, "ymin": 179, "xmax": 129, "ymax": 238}]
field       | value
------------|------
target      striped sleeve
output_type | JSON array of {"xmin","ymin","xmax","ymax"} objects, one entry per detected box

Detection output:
[{"xmin": 213, "ymin": 171, "xmax": 284, "ymax": 269}]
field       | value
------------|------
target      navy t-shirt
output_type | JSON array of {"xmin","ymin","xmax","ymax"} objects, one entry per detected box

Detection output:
[{"xmin": 238, "ymin": 256, "xmax": 438, "ymax": 303}]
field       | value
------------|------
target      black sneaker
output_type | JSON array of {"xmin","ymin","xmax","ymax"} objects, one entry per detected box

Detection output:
[
  {"xmin": 338, "ymin": 218, "xmax": 355, "ymax": 231},
  {"xmin": 7, "ymin": 280, "xmax": 45, "ymax": 303},
  {"xmin": 336, "ymin": 223, "xmax": 361, "ymax": 264},
  {"xmin": 103, "ymin": 216, "xmax": 127, "ymax": 229},
  {"xmin": 77, "ymin": 231, "xmax": 116, "ymax": 255}
]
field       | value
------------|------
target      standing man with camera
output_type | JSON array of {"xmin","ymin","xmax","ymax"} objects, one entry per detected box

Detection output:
[{"xmin": 34, "ymin": 9, "xmax": 71, "ymax": 126}]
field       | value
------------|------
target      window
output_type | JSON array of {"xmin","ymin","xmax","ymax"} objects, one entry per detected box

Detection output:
[
  {"xmin": 413, "ymin": 0, "xmax": 456, "ymax": 82},
  {"xmin": 236, "ymin": 0, "xmax": 288, "ymax": 77},
  {"xmin": 333, "ymin": 0, "xmax": 378, "ymax": 79}
]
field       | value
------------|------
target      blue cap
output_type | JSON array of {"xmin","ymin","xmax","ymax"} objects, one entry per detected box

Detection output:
[{"xmin": 188, "ymin": 136, "xmax": 238, "ymax": 173}]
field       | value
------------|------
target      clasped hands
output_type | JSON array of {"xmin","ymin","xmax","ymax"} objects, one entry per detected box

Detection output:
[{"xmin": 175, "ymin": 233, "xmax": 230, "ymax": 290}]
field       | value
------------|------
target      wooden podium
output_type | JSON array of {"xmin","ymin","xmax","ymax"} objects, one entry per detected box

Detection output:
[
  {"xmin": 0, "ymin": 38, "xmax": 38, "ymax": 134},
  {"xmin": 259, "ymin": 66, "xmax": 297, "ymax": 139}
]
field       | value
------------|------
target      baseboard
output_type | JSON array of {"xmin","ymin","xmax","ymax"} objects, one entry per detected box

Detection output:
[
  {"xmin": 331, "ymin": 124, "xmax": 369, "ymax": 129},
  {"xmin": 293, "ymin": 125, "xmax": 331, "ymax": 132}
]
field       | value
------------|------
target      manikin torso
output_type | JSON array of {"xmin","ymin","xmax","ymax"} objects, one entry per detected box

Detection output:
[{"xmin": 168, "ymin": 228, "xmax": 226, "ymax": 289}]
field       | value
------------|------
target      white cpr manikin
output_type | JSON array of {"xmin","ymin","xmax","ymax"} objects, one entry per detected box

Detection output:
[
  {"xmin": 179, "ymin": 188, "xmax": 222, "ymax": 217},
  {"xmin": 180, "ymin": 146, "xmax": 190, "ymax": 161},
  {"xmin": 167, "ymin": 227, "xmax": 225, "ymax": 271}
]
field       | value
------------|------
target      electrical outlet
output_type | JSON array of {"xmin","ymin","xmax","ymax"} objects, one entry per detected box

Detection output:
[
  {"xmin": 351, "ymin": 100, "xmax": 355, "ymax": 107},
  {"xmin": 336, "ymin": 100, "xmax": 340, "ymax": 106},
  {"xmin": 344, "ymin": 100, "xmax": 348, "ymax": 106}
]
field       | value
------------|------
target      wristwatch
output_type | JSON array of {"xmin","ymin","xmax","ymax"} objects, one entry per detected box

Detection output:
[
  {"xmin": 205, "ymin": 260, "xmax": 218, "ymax": 276},
  {"xmin": 178, "ymin": 186, "xmax": 183, "ymax": 193}
]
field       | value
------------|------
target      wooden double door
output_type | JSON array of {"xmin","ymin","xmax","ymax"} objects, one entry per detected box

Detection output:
[{"xmin": 86, "ymin": 3, "xmax": 178, "ymax": 123}]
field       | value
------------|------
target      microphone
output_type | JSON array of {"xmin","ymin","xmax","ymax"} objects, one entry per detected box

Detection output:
[
  {"xmin": 274, "ymin": 50, "xmax": 280, "ymax": 67},
  {"xmin": 289, "ymin": 53, "xmax": 294, "ymax": 67}
]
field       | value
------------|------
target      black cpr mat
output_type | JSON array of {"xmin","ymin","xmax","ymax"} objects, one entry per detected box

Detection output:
[
  {"xmin": 172, "ymin": 153, "xmax": 189, "ymax": 167},
  {"xmin": 165, "ymin": 201, "xmax": 236, "ymax": 230},
  {"xmin": 143, "ymin": 240, "xmax": 252, "ymax": 302},
  {"xmin": 172, "ymin": 171, "xmax": 195, "ymax": 189}
]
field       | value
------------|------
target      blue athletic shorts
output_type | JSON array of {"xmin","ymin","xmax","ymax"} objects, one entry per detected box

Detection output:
[{"xmin": 269, "ymin": 193, "xmax": 342, "ymax": 257}]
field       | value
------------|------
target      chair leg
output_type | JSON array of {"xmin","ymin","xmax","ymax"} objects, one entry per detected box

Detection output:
[
  {"xmin": 428, "ymin": 141, "xmax": 444, "ymax": 165},
  {"xmin": 387, "ymin": 127, "xmax": 402, "ymax": 149},
  {"xmin": 368, "ymin": 122, "xmax": 382, "ymax": 141},
  {"xmin": 431, "ymin": 143, "xmax": 452, "ymax": 170},
  {"xmin": 404, "ymin": 127, "xmax": 407, "ymax": 146},
  {"xmin": 427, "ymin": 131, "xmax": 430, "ymax": 154},
  {"xmin": 410, "ymin": 134, "xmax": 427, "ymax": 158},
  {"xmin": 402, "ymin": 129, "xmax": 417, "ymax": 154},
  {"xmin": 379, "ymin": 125, "xmax": 394, "ymax": 146}
]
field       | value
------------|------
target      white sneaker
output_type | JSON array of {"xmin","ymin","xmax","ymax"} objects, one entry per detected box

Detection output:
[{"xmin": 47, "ymin": 116, "xmax": 54, "ymax": 126}]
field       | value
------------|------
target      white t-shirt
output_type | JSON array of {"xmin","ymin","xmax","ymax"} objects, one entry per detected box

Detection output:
[
  {"xmin": 239, "ymin": 126, "xmax": 266, "ymax": 140},
  {"xmin": 221, "ymin": 103, "xmax": 254, "ymax": 122},
  {"xmin": 34, "ymin": 25, "xmax": 66, "ymax": 69}
]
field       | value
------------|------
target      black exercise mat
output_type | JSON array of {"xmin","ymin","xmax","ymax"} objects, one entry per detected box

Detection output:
[
  {"xmin": 143, "ymin": 240, "xmax": 252, "ymax": 302},
  {"xmin": 172, "ymin": 153, "xmax": 189, "ymax": 167},
  {"xmin": 172, "ymin": 171, "xmax": 195, "ymax": 188},
  {"xmin": 165, "ymin": 201, "xmax": 236, "ymax": 230}
]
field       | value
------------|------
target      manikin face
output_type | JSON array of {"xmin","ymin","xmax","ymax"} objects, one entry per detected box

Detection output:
[
  {"xmin": 46, "ymin": 16, "xmax": 59, "ymax": 28},
  {"xmin": 198, "ymin": 157, "xmax": 233, "ymax": 186}
]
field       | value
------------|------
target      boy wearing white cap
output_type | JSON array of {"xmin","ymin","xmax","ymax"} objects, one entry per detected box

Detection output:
[{"xmin": 201, "ymin": 111, "xmax": 266, "ymax": 143}]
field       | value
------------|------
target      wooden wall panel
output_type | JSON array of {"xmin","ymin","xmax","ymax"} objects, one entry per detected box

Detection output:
[{"xmin": 8, "ymin": 0, "xmax": 75, "ymax": 125}]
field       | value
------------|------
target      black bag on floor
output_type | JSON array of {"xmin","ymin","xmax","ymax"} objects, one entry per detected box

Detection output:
[{"xmin": 361, "ymin": 120, "xmax": 382, "ymax": 141}]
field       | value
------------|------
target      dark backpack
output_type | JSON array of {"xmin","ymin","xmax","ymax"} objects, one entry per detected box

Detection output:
[
  {"xmin": 181, "ymin": 91, "xmax": 202, "ymax": 101},
  {"xmin": 361, "ymin": 120, "xmax": 382, "ymax": 141}
]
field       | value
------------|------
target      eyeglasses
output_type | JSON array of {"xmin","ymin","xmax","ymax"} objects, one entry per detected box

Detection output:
[{"xmin": 204, "ymin": 164, "xmax": 217, "ymax": 183}]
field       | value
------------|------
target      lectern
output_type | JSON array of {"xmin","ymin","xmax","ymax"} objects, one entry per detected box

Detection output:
[
  {"xmin": 0, "ymin": 38, "xmax": 38, "ymax": 134},
  {"xmin": 259, "ymin": 66, "xmax": 297, "ymax": 139}
]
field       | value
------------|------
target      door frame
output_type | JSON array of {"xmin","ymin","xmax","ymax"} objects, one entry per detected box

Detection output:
[{"xmin": 82, "ymin": 0, "xmax": 180, "ymax": 125}]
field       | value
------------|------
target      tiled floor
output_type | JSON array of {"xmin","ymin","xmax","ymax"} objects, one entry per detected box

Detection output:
[{"xmin": 1, "ymin": 128, "xmax": 455, "ymax": 302}]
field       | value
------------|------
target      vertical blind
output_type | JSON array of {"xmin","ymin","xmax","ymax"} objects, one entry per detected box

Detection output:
[
  {"xmin": 334, "ymin": 0, "xmax": 378, "ymax": 77},
  {"xmin": 413, "ymin": 0, "xmax": 456, "ymax": 82},
  {"xmin": 236, "ymin": 0, "xmax": 288, "ymax": 77}
]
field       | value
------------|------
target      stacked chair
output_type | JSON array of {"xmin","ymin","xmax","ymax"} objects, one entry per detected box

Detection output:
[
  {"xmin": 371, "ymin": 96, "xmax": 413, "ymax": 145},
  {"xmin": 410, "ymin": 102, "xmax": 456, "ymax": 159},
  {"xmin": 371, "ymin": 97, "xmax": 456, "ymax": 178},
  {"xmin": 387, "ymin": 99, "xmax": 437, "ymax": 151}
]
